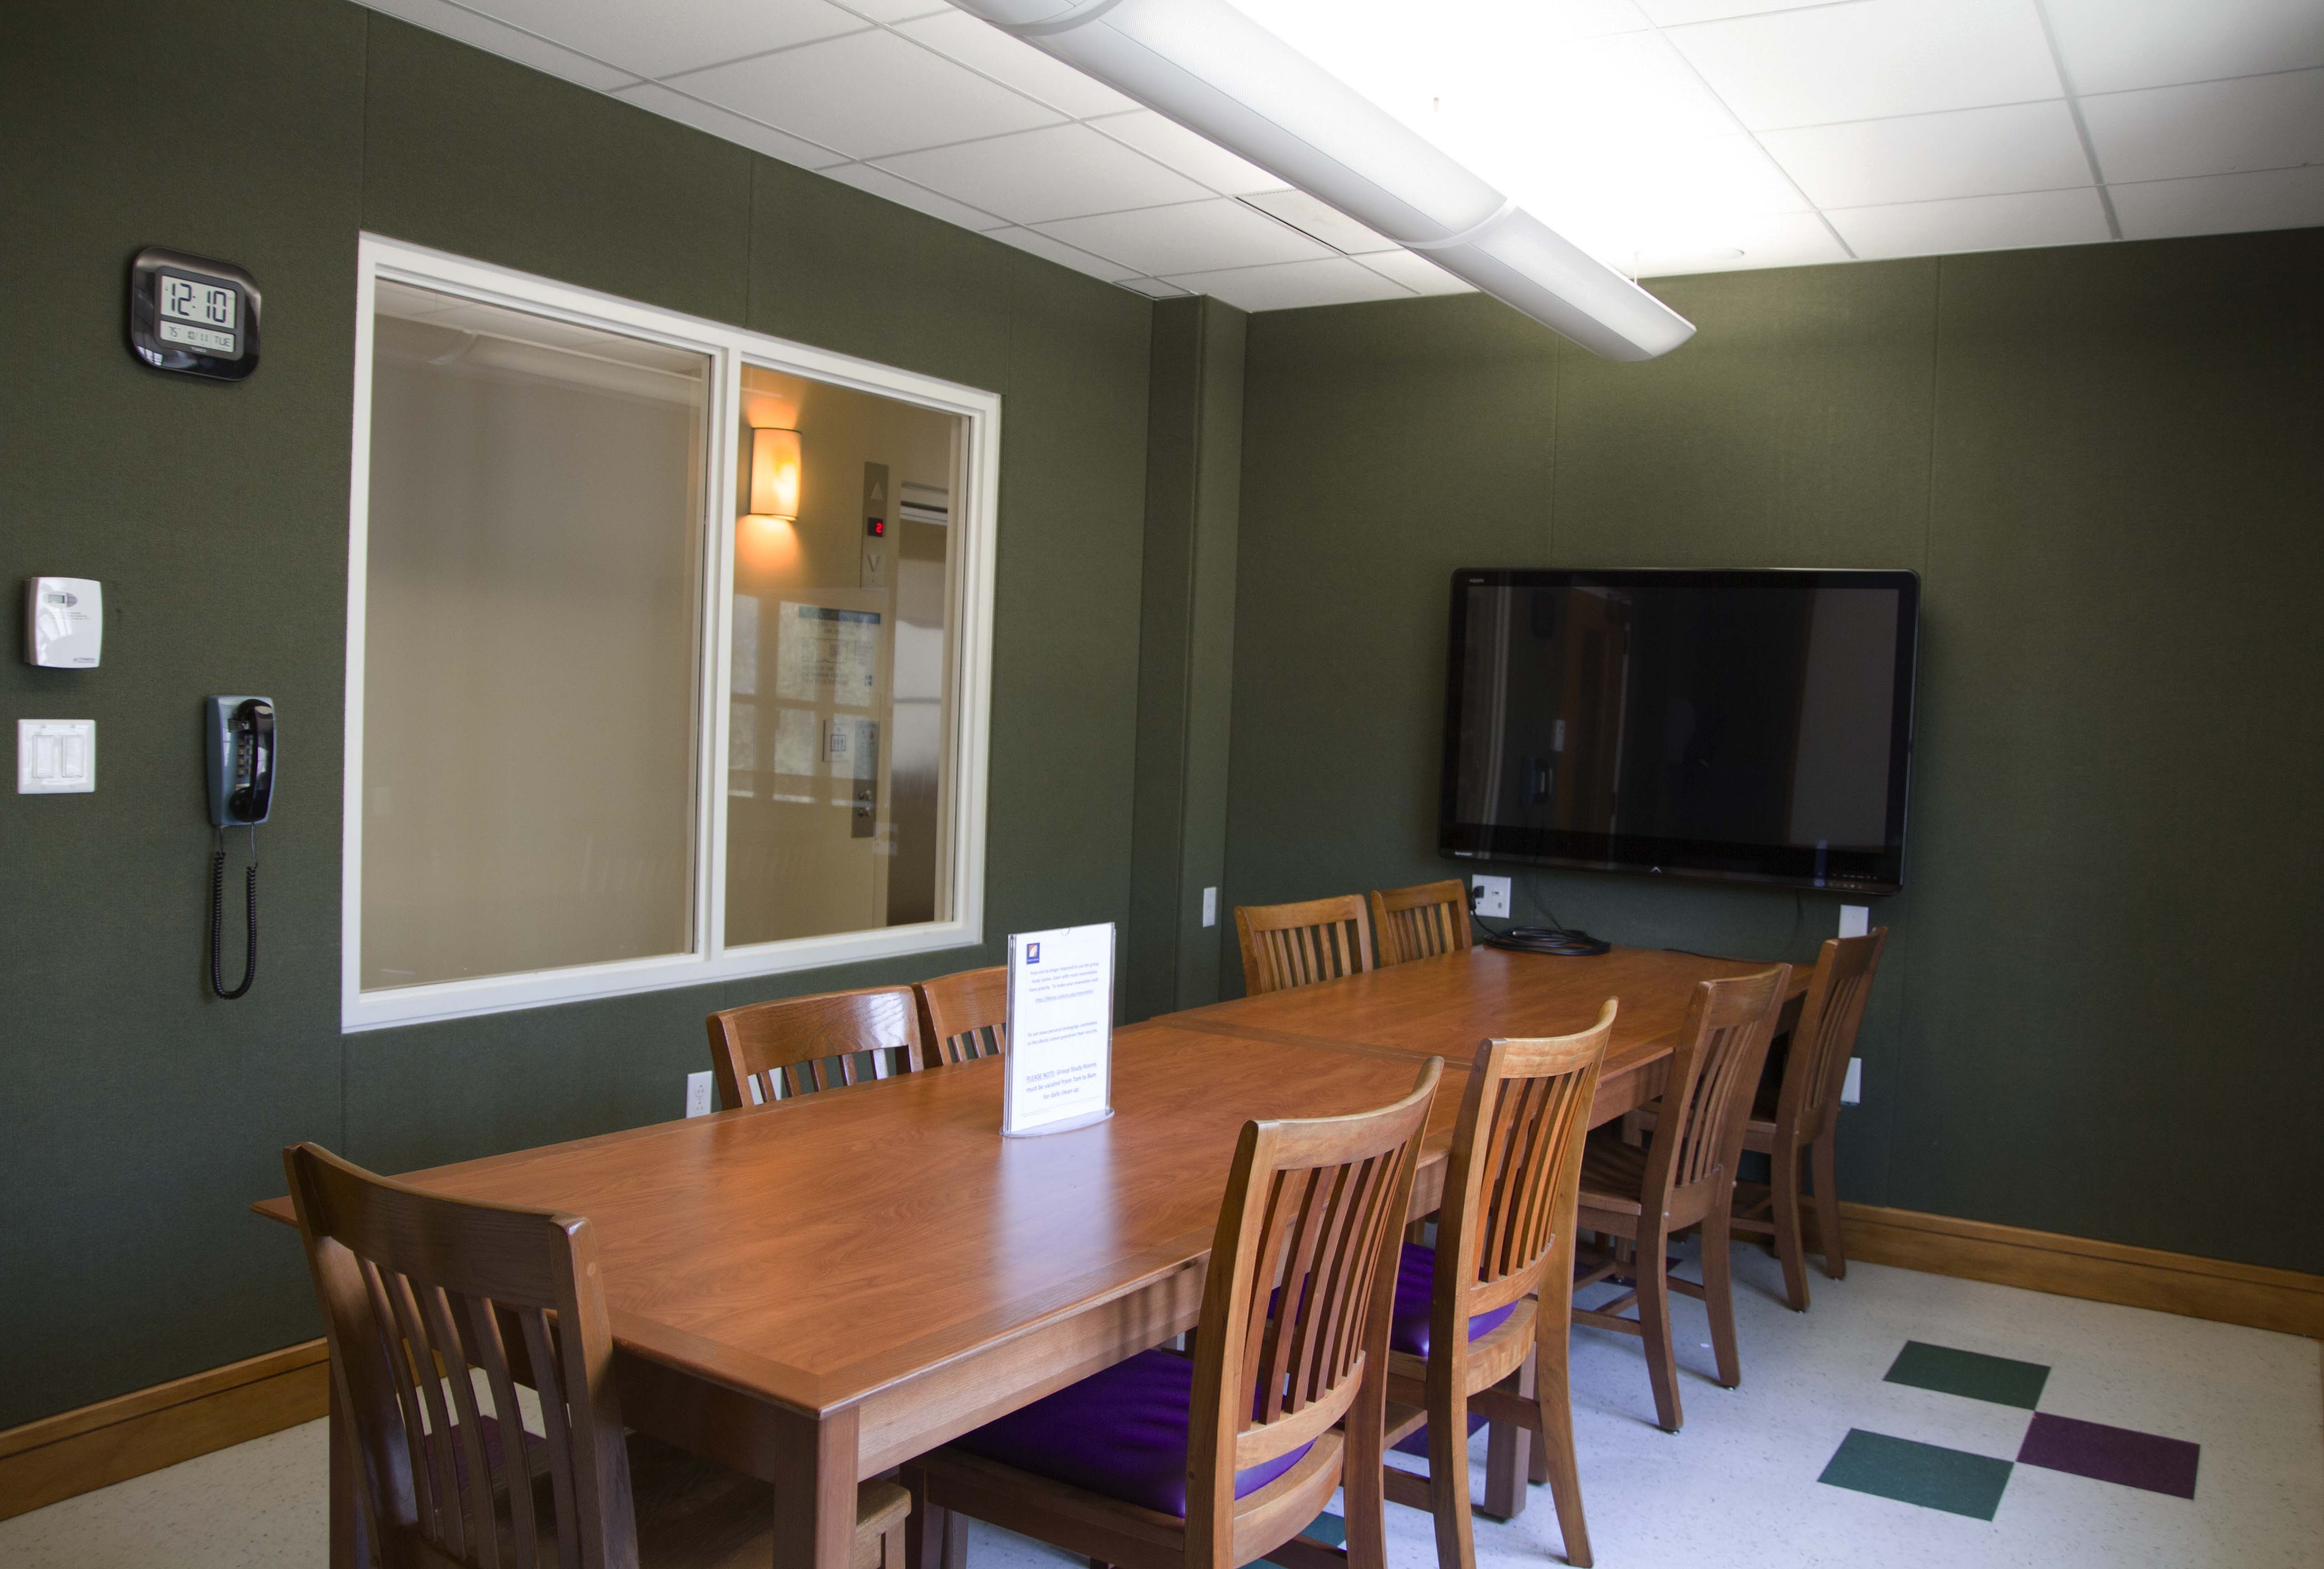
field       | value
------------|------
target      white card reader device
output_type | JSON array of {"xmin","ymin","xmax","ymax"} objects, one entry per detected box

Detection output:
[{"xmin": 25, "ymin": 578, "xmax": 103, "ymax": 667}]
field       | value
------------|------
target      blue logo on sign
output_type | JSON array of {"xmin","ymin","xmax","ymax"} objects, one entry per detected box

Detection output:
[{"xmin": 1026, "ymin": 942, "xmax": 1041, "ymax": 963}]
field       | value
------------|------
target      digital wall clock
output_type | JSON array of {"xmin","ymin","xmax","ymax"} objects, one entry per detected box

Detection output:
[{"xmin": 128, "ymin": 247, "xmax": 260, "ymax": 380}]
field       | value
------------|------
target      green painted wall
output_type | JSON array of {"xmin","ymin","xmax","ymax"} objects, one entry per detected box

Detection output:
[
  {"xmin": 1127, "ymin": 297, "xmax": 1246, "ymax": 1019},
  {"xmin": 0, "ymin": 0, "xmax": 1153, "ymax": 1428},
  {"xmin": 1225, "ymin": 231, "xmax": 2324, "ymax": 1274}
]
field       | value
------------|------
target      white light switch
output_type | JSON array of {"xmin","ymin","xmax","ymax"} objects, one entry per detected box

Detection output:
[
  {"xmin": 18, "ymin": 718, "xmax": 95, "ymax": 793},
  {"xmin": 1841, "ymin": 1058, "xmax": 1863, "ymax": 1105},
  {"xmin": 1838, "ymin": 904, "xmax": 1870, "ymax": 938},
  {"xmin": 1201, "ymin": 886, "xmax": 1217, "ymax": 928}
]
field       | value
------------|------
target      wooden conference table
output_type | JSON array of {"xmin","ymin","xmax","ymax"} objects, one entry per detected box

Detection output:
[{"xmin": 259, "ymin": 944, "xmax": 1800, "ymax": 1569}]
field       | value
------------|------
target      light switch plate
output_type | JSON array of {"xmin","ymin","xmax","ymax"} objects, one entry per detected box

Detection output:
[
  {"xmin": 1201, "ymin": 886, "xmax": 1217, "ymax": 928},
  {"xmin": 1838, "ymin": 904, "xmax": 1870, "ymax": 938},
  {"xmin": 1841, "ymin": 1057, "xmax": 1863, "ymax": 1105},
  {"xmin": 18, "ymin": 718, "xmax": 96, "ymax": 793},
  {"xmin": 1472, "ymin": 874, "xmax": 1511, "ymax": 919},
  {"xmin": 685, "ymin": 1070, "xmax": 714, "ymax": 1118}
]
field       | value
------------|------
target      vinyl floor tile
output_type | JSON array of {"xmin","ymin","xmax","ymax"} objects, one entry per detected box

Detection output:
[{"xmin": 1818, "ymin": 1428, "xmax": 2016, "ymax": 1519}]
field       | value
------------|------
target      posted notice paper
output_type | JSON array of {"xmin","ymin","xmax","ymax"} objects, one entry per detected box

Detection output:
[{"xmin": 1001, "ymin": 923, "xmax": 1116, "ymax": 1138}]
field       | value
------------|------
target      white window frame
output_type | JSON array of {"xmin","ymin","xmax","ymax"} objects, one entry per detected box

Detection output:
[{"xmin": 341, "ymin": 235, "xmax": 998, "ymax": 1032}]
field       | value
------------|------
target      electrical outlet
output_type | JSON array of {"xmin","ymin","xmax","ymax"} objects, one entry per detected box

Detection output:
[
  {"xmin": 1841, "ymin": 1058, "xmax": 1862, "ymax": 1105},
  {"xmin": 1201, "ymin": 886, "xmax": 1217, "ymax": 928},
  {"xmin": 1471, "ymin": 875, "xmax": 1511, "ymax": 920},
  {"xmin": 1839, "ymin": 904, "xmax": 1870, "ymax": 938},
  {"xmin": 685, "ymin": 1070, "xmax": 714, "ymax": 1118}
]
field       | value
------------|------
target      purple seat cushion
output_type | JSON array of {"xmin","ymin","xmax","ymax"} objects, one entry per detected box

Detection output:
[
  {"xmin": 953, "ymin": 1349, "xmax": 1310, "ymax": 1517},
  {"xmin": 1390, "ymin": 1243, "xmax": 1518, "ymax": 1360}
]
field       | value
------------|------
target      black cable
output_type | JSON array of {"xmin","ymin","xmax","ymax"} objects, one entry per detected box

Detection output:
[
  {"xmin": 1479, "ymin": 868, "xmax": 1610, "ymax": 957},
  {"xmin": 210, "ymin": 828, "xmax": 258, "ymax": 1000}
]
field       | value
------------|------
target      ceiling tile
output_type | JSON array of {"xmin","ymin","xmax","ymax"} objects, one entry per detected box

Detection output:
[
  {"xmin": 893, "ymin": 11, "xmax": 1139, "ymax": 117},
  {"xmin": 673, "ymin": 28, "xmax": 1066, "ymax": 158},
  {"xmin": 1038, "ymin": 200, "xmax": 1335, "ymax": 275},
  {"xmin": 2080, "ymin": 68, "xmax": 2324, "ymax": 184},
  {"xmin": 1085, "ymin": 112, "xmax": 1287, "ymax": 197},
  {"xmin": 2039, "ymin": 0, "xmax": 2324, "ymax": 96},
  {"xmin": 1520, "ymin": 133, "xmax": 1810, "ymax": 242},
  {"xmin": 1761, "ymin": 100, "xmax": 2091, "ymax": 209},
  {"xmin": 463, "ymin": 0, "xmax": 864, "ymax": 80},
  {"xmin": 610, "ymin": 82, "xmax": 848, "ymax": 167},
  {"xmin": 874, "ymin": 124, "xmax": 1212, "ymax": 225},
  {"xmin": 1639, "ymin": 0, "xmax": 1832, "ymax": 21},
  {"xmin": 1117, "ymin": 276, "xmax": 1192, "ymax": 298},
  {"xmin": 1161, "ymin": 258, "xmax": 1416, "ymax": 313},
  {"xmin": 1352, "ymin": 249, "xmax": 1476, "ymax": 296},
  {"xmin": 1669, "ymin": 0, "xmax": 2062, "ymax": 130},
  {"xmin": 2111, "ymin": 164, "xmax": 2324, "ymax": 240},
  {"xmin": 838, "ymin": 0, "xmax": 951, "ymax": 19},
  {"xmin": 1827, "ymin": 186, "xmax": 2111, "ymax": 258},
  {"xmin": 356, "ymin": 0, "xmax": 638, "ymax": 90},
  {"xmin": 1239, "ymin": 190, "xmax": 1401, "ymax": 254},
  {"xmin": 816, "ymin": 162, "xmax": 1010, "ymax": 230},
  {"xmin": 1236, "ymin": 0, "xmax": 1654, "ymax": 56},
  {"xmin": 1628, "ymin": 209, "xmax": 1849, "ymax": 274},
  {"xmin": 981, "ymin": 227, "xmax": 1142, "ymax": 282}
]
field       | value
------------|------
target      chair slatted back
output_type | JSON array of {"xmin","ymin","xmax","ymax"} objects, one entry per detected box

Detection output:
[
  {"xmin": 1438, "ymin": 1002, "xmax": 1615, "ymax": 1324},
  {"xmin": 706, "ymin": 987, "xmax": 924, "ymax": 1110},
  {"xmin": 1186, "ymin": 1060, "xmax": 1441, "ymax": 1557},
  {"xmin": 284, "ymin": 1141, "xmax": 634, "ymax": 1569},
  {"xmin": 914, "ymin": 966, "xmax": 1007, "ymax": 1066},
  {"xmin": 1644, "ymin": 966, "xmax": 1792, "ymax": 1207},
  {"xmin": 1781, "ymin": 930, "xmax": 1888, "ymax": 1144},
  {"xmin": 1367, "ymin": 880, "xmax": 1474, "ymax": 968},
  {"xmin": 1234, "ymin": 895, "xmax": 1375, "ymax": 997}
]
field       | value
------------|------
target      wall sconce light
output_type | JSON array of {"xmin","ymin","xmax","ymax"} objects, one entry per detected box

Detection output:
[{"xmin": 748, "ymin": 427, "xmax": 801, "ymax": 524}]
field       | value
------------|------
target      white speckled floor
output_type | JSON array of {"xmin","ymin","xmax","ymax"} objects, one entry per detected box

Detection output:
[{"xmin": 4, "ymin": 1245, "xmax": 2316, "ymax": 1569}]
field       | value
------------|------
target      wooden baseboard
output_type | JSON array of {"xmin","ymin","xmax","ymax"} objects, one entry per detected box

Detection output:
[
  {"xmin": 1805, "ymin": 1202, "xmax": 2324, "ymax": 1339},
  {"xmin": 0, "ymin": 1341, "xmax": 327, "ymax": 1522}
]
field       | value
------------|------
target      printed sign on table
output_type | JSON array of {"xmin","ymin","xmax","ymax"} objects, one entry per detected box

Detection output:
[{"xmin": 1001, "ymin": 923, "xmax": 1116, "ymax": 1138}]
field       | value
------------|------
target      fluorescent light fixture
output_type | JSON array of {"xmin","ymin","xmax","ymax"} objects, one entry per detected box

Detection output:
[{"xmin": 950, "ymin": 0, "xmax": 1694, "ymax": 359}]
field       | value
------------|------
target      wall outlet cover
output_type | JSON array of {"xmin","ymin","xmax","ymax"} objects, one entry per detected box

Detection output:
[
  {"xmin": 1841, "ymin": 1057, "xmax": 1863, "ymax": 1105},
  {"xmin": 1839, "ymin": 904, "xmax": 1870, "ymax": 938},
  {"xmin": 685, "ymin": 1070, "xmax": 714, "ymax": 1118},
  {"xmin": 1201, "ymin": 886, "xmax": 1217, "ymax": 928},
  {"xmin": 1472, "ymin": 874, "xmax": 1511, "ymax": 919}
]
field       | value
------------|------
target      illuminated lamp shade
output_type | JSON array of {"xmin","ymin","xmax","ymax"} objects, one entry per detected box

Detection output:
[{"xmin": 749, "ymin": 427, "xmax": 802, "ymax": 523}]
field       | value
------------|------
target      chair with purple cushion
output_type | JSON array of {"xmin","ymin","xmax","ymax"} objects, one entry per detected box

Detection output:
[
  {"xmin": 283, "ymin": 1141, "xmax": 911, "ymax": 1569},
  {"xmin": 1382, "ymin": 1002, "xmax": 1614, "ymax": 1569},
  {"xmin": 903, "ymin": 1059, "xmax": 1444, "ymax": 1569}
]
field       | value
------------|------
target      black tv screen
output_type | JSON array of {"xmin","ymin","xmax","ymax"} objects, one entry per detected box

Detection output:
[{"xmin": 1439, "ymin": 569, "xmax": 1919, "ymax": 893}]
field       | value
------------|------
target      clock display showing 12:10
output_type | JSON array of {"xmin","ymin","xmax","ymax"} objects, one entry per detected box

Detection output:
[{"xmin": 160, "ymin": 274, "xmax": 237, "ymax": 331}]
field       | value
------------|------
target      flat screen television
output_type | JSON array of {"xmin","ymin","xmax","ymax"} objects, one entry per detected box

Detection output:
[{"xmin": 1440, "ymin": 569, "xmax": 1920, "ymax": 893}]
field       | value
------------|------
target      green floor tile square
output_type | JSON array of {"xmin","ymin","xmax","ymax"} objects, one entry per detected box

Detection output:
[
  {"xmin": 1884, "ymin": 1340, "xmax": 2050, "ymax": 1409},
  {"xmin": 1260, "ymin": 1511, "xmax": 1343, "ymax": 1569},
  {"xmin": 1819, "ymin": 1429, "xmax": 2015, "ymax": 1520}
]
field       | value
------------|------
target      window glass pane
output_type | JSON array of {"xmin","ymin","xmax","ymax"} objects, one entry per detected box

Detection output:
[
  {"xmin": 361, "ymin": 282, "xmax": 708, "ymax": 990},
  {"xmin": 727, "ymin": 366, "xmax": 963, "ymax": 945}
]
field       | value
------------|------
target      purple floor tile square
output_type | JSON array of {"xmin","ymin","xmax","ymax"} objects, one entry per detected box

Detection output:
[{"xmin": 2016, "ymin": 1412, "xmax": 2198, "ymax": 1498}]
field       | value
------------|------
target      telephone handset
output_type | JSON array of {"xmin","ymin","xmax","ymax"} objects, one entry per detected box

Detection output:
[{"xmin": 205, "ymin": 696, "xmax": 275, "ymax": 1000}]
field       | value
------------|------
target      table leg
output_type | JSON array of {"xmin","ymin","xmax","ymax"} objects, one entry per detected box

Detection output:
[
  {"xmin": 770, "ymin": 1404, "xmax": 860, "ymax": 1569},
  {"xmin": 328, "ymin": 1358, "xmax": 370, "ymax": 1569}
]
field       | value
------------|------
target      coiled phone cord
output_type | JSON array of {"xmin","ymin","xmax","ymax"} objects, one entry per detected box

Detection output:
[{"xmin": 210, "ymin": 825, "xmax": 259, "ymax": 1000}]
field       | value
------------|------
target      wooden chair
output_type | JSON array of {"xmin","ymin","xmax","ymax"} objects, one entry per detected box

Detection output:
[
  {"xmin": 914, "ymin": 965, "xmax": 1007, "ymax": 1067},
  {"xmin": 1234, "ymin": 895, "xmax": 1374, "ymax": 997},
  {"xmin": 706, "ymin": 986, "xmax": 924, "ymax": 1111},
  {"xmin": 1732, "ymin": 929, "xmax": 1888, "ymax": 1310},
  {"xmin": 1383, "ymin": 1003, "xmax": 1614, "ymax": 1569},
  {"xmin": 1571, "ymin": 965, "xmax": 1790, "ymax": 1433},
  {"xmin": 902, "ymin": 1060, "xmax": 1445, "ymax": 1569},
  {"xmin": 282, "ymin": 1141, "xmax": 909, "ymax": 1569},
  {"xmin": 1367, "ymin": 880, "xmax": 1474, "ymax": 968}
]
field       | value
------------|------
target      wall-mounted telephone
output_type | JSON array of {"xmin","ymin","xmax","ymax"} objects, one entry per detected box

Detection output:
[{"xmin": 205, "ymin": 696, "xmax": 274, "ymax": 999}]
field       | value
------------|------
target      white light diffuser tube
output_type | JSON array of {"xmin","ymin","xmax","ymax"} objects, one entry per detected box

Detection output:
[{"xmin": 952, "ymin": 0, "xmax": 1695, "ymax": 360}]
